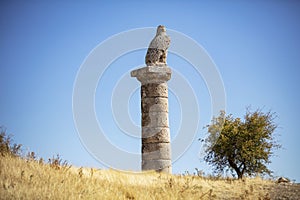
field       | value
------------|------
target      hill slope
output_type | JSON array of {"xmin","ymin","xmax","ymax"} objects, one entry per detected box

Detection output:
[{"xmin": 0, "ymin": 155, "xmax": 299, "ymax": 199}]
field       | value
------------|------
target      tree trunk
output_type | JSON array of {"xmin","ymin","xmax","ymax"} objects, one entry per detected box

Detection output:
[
  {"xmin": 228, "ymin": 158, "xmax": 243, "ymax": 179},
  {"xmin": 237, "ymin": 171, "xmax": 243, "ymax": 179}
]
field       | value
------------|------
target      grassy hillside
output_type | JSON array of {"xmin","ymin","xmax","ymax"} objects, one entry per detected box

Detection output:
[{"xmin": 0, "ymin": 154, "xmax": 279, "ymax": 200}]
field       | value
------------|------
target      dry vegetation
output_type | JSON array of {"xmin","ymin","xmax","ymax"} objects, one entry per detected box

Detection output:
[
  {"xmin": 1, "ymin": 154, "xmax": 282, "ymax": 200},
  {"xmin": 1, "ymin": 129, "xmax": 299, "ymax": 199}
]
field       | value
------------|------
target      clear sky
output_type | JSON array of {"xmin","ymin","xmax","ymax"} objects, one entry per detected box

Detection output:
[{"xmin": 1, "ymin": 1, "xmax": 300, "ymax": 182}]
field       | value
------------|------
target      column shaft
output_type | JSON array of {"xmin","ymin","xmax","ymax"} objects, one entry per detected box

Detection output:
[
  {"xmin": 131, "ymin": 66, "xmax": 172, "ymax": 173},
  {"xmin": 141, "ymin": 83, "xmax": 171, "ymax": 173}
]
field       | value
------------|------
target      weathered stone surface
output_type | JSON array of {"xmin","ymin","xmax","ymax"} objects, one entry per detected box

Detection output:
[
  {"xmin": 131, "ymin": 66, "xmax": 171, "ymax": 84},
  {"xmin": 142, "ymin": 127, "xmax": 170, "ymax": 143},
  {"xmin": 142, "ymin": 143, "xmax": 171, "ymax": 160},
  {"xmin": 131, "ymin": 64, "xmax": 172, "ymax": 174},
  {"xmin": 142, "ymin": 142, "xmax": 170, "ymax": 153},
  {"xmin": 142, "ymin": 159, "xmax": 172, "ymax": 173},
  {"xmin": 145, "ymin": 25, "xmax": 170, "ymax": 66},
  {"xmin": 277, "ymin": 177, "xmax": 290, "ymax": 184},
  {"xmin": 141, "ymin": 83, "xmax": 168, "ymax": 98},
  {"xmin": 142, "ymin": 97, "xmax": 168, "ymax": 113},
  {"xmin": 142, "ymin": 111, "xmax": 169, "ymax": 127}
]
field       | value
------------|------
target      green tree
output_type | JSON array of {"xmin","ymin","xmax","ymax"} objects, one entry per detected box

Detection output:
[{"xmin": 204, "ymin": 109, "xmax": 281, "ymax": 179}]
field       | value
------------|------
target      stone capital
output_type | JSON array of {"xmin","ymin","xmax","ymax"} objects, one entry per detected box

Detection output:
[{"xmin": 131, "ymin": 65, "xmax": 172, "ymax": 84}]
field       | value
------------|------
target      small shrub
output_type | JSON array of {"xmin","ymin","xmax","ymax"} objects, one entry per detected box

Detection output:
[
  {"xmin": 0, "ymin": 126, "xmax": 22, "ymax": 156},
  {"xmin": 195, "ymin": 168, "xmax": 205, "ymax": 177},
  {"xmin": 48, "ymin": 154, "xmax": 71, "ymax": 171},
  {"xmin": 78, "ymin": 167, "xmax": 83, "ymax": 178},
  {"xmin": 26, "ymin": 151, "xmax": 37, "ymax": 161}
]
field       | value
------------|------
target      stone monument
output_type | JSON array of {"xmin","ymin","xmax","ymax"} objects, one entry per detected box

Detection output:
[{"xmin": 131, "ymin": 25, "xmax": 172, "ymax": 173}]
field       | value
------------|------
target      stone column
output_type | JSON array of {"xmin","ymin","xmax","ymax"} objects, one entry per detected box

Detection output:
[{"xmin": 131, "ymin": 65, "xmax": 172, "ymax": 173}]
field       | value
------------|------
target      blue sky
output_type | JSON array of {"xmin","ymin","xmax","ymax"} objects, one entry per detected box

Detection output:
[{"xmin": 1, "ymin": 1, "xmax": 300, "ymax": 181}]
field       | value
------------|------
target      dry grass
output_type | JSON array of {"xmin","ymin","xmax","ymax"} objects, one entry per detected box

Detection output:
[{"xmin": 0, "ymin": 155, "xmax": 275, "ymax": 199}]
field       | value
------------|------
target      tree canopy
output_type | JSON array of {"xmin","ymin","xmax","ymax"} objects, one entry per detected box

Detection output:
[{"xmin": 204, "ymin": 109, "xmax": 281, "ymax": 179}]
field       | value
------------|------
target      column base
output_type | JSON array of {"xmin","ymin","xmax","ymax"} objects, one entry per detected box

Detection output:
[{"xmin": 142, "ymin": 159, "xmax": 172, "ymax": 173}]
